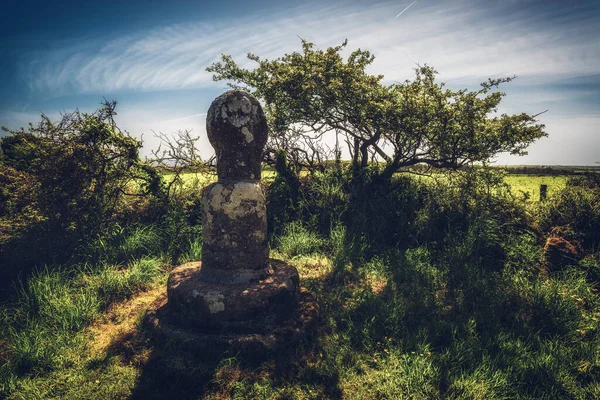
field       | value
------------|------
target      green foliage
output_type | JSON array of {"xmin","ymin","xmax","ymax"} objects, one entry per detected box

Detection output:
[
  {"xmin": 18, "ymin": 268, "xmax": 100, "ymax": 333},
  {"xmin": 90, "ymin": 257, "xmax": 163, "ymax": 302},
  {"xmin": 0, "ymin": 101, "xmax": 167, "ymax": 284},
  {"xmin": 2, "ymin": 167, "xmax": 600, "ymax": 399},
  {"xmin": 181, "ymin": 237, "xmax": 203, "ymax": 263},
  {"xmin": 275, "ymin": 221, "xmax": 325, "ymax": 258},
  {"xmin": 88, "ymin": 224, "xmax": 163, "ymax": 265},
  {"xmin": 266, "ymin": 157, "xmax": 348, "ymax": 242},
  {"xmin": 343, "ymin": 168, "xmax": 426, "ymax": 255},
  {"xmin": 300, "ymin": 165, "xmax": 348, "ymax": 234},
  {"xmin": 266, "ymin": 150, "xmax": 301, "ymax": 236},
  {"xmin": 208, "ymin": 40, "xmax": 547, "ymax": 179},
  {"xmin": 537, "ymin": 185, "xmax": 600, "ymax": 250},
  {"xmin": 0, "ymin": 256, "xmax": 166, "ymax": 395}
]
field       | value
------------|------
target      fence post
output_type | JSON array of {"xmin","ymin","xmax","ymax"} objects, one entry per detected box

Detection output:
[{"xmin": 540, "ymin": 184, "xmax": 547, "ymax": 201}]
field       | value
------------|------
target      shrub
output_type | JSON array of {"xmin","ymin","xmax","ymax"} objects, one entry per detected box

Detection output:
[
  {"xmin": 266, "ymin": 150, "xmax": 302, "ymax": 237},
  {"xmin": 344, "ymin": 168, "xmax": 424, "ymax": 254},
  {"xmin": 537, "ymin": 186, "xmax": 600, "ymax": 251},
  {"xmin": 0, "ymin": 102, "xmax": 168, "ymax": 290},
  {"xmin": 300, "ymin": 165, "xmax": 348, "ymax": 235}
]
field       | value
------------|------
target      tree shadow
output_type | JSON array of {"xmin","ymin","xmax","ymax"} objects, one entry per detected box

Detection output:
[
  {"xmin": 125, "ymin": 330, "xmax": 342, "ymax": 400},
  {"xmin": 114, "ymin": 272, "xmax": 344, "ymax": 399}
]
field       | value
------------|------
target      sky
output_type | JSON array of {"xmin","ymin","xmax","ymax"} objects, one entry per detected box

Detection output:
[{"xmin": 1, "ymin": 0, "xmax": 599, "ymax": 165}]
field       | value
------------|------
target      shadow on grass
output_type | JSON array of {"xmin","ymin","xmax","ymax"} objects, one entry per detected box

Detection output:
[
  {"xmin": 127, "ymin": 330, "xmax": 342, "ymax": 399},
  {"xmin": 90, "ymin": 242, "xmax": 598, "ymax": 399},
  {"xmin": 95, "ymin": 272, "xmax": 344, "ymax": 399}
]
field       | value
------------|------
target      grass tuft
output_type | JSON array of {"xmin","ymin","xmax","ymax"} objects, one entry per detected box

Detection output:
[{"xmin": 275, "ymin": 221, "xmax": 326, "ymax": 258}]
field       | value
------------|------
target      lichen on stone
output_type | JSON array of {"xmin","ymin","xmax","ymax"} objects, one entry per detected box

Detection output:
[
  {"xmin": 207, "ymin": 182, "xmax": 265, "ymax": 219},
  {"xmin": 203, "ymin": 291, "xmax": 225, "ymax": 314},
  {"xmin": 241, "ymin": 126, "xmax": 254, "ymax": 143}
]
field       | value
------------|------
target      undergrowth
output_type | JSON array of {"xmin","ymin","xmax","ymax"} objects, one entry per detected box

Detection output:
[
  {"xmin": 0, "ymin": 168, "xmax": 599, "ymax": 399},
  {"xmin": 0, "ymin": 239, "xmax": 169, "ymax": 396}
]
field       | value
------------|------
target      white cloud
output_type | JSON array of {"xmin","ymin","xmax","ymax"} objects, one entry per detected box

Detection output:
[
  {"xmin": 114, "ymin": 109, "xmax": 211, "ymax": 160},
  {"xmin": 22, "ymin": 0, "xmax": 600, "ymax": 94},
  {"xmin": 494, "ymin": 115, "xmax": 600, "ymax": 166}
]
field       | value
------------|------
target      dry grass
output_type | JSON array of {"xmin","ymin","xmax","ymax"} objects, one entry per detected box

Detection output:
[
  {"xmin": 285, "ymin": 254, "xmax": 333, "ymax": 280},
  {"xmin": 87, "ymin": 285, "xmax": 164, "ymax": 360}
]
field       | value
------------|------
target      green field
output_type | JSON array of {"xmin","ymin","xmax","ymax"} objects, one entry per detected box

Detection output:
[
  {"xmin": 504, "ymin": 174, "xmax": 569, "ymax": 201},
  {"xmin": 169, "ymin": 170, "xmax": 571, "ymax": 203},
  {"xmin": 163, "ymin": 169, "xmax": 277, "ymax": 188}
]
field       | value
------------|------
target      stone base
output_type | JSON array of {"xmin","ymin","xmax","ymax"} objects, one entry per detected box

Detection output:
[
  {"xmin": 167, "ymin": 260, "xmax": 300, "ymax": 331},
  {"xmin": 143, "ymin": 260, "xmax": 319, "ymax": 358}
]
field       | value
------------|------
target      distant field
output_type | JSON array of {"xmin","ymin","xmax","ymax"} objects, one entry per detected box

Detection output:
[
  {"xmin": 169, "ymin": 169, "xmax": 570, "ymax": 202},
  {"xmin": 504, "ymin": 174, "xmax": 568, "ymax": 201},
  {"xmin": 162, "ymin": 169, "xmax": 277, "ymax": 188}
]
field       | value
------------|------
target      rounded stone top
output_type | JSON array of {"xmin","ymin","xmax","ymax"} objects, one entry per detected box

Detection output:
[{"xmin": 206, "ymin": 90, "xmax": 268, "ymax": 181}]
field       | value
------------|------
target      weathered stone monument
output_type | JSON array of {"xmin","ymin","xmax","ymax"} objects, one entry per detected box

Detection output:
[{"xmin": 145, "ymin": 91, "xmax": 317, "ymax": 355}]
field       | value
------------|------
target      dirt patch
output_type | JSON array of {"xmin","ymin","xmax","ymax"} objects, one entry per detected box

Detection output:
[
  {"xmin": 88, "ymin": 286, "xmax": 165, "ymax": 361},
  {"xmin": 543, "ymin": 234, "xmax": 582, "ymax": 270}
]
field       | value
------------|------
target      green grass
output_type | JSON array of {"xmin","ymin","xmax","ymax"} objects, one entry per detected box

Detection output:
[
  {"xmin": 0, "ymin": 257, "xmax": 167, "ymax": 397},
  {"xmin": 504, "ymin": 174, "xmax": 568, "ymax": 202},
  {"xmin": 163, "ymin": 168, "xmax": 278, "ymax": 189},
  {"xmin": 161, "ymin": 170, "xmax": 216, "ymax": 188},
  {"xmin": 397, "ymin": 171, "xmax": 569, "ymax": 203},
  {"xmin": 1, "ymin": 170, "xmax": 599, "ymax": 399},
  {"xmin": 275, "ymin": 221, "xmax": 326, "ymax": 258},
  {"xmin": 6, "ymin": 219, "xmax": 596, "ymax": 400}
]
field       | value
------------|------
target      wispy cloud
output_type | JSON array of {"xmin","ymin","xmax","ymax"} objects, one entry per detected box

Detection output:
[
  {"xmin": 21, "ymin": 0, "xmax": 600, "ymax": 95},
  {"xmin": 10, "ymin": 0, "xmax": 600, "ymax": 165}
]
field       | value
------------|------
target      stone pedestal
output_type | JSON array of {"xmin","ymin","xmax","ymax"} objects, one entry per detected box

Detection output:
[
  {"xmin": 167, "ymin": 260, "xmax": 299, "ymax": 330},
  {"xmin": 144, "ymin": 90, "xmax": 317, "ymax": 357}
]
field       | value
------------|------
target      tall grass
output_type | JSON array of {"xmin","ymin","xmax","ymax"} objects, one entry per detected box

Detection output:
[
  {"xmin": 181, "ymin": 237, "xmax": 203, "ymax": 263},
  {"xmin": 263, "ymin": 167, "xmax": 600, "ymax": 399},
  {"xmin": 0, "ymin": 256, "xmax": 166, "ymax": 396},
  {"xmin": 2, "ymin": 166, "xmax": 600, "ymax": 398},
  {"xmin": 275, "ymin": 221, "xmax": 326, "ymax": 258}
]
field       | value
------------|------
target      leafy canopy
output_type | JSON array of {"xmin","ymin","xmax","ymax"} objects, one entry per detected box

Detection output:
[{"xmin": 208, "ymin": 40, "xmax": 547, "ymax": 179}]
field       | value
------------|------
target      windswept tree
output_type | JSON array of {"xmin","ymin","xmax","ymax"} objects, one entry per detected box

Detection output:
[{"xmin": 208, "ymin": 40, "xmax": 547, "ymax": 180}]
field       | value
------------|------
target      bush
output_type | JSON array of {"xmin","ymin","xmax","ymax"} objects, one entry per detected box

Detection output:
[
  {"xmin": 537, "ymin": 186, "xmax": 600, "ymax": 251},
  {"xmin": 266, "ymin": 150, "xmax": 302, "ymax": 237},
  {"xmin": 0, "ymin": 102, "xmax": 166, "ymax": 290},
  {"xmin": 343, "ymin": 168, "xmax": 425, "ymax": 254}
]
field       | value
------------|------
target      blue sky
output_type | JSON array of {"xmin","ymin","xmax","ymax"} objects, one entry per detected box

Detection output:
[{"xmin": 1, "ymin": 0, "xmax": 599, "ymax": 165}]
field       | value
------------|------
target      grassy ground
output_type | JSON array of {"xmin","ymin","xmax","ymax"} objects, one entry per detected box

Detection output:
[
  {"xmin": 2, "ymin": 222, "xmax": 599, "ymax": 399},
  {"xmin": 1, "ymin": 170, "xmax": 598, "ymax": 399},
  {"xmin": 504, "ymin": 175, "xmax": 568, "ymax": 202}
]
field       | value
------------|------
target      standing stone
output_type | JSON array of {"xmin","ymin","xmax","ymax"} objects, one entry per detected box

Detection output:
[
  {"xmin": 145, "ymin": 90, "xmax": 318, "ymax": 356},
  {"xmin": 200, "ymin": 91, "xmax": 270, "ymax": 283},
  {"xmin": 165, "ymin": 90, "xmax": 300, "ymax": 326}
]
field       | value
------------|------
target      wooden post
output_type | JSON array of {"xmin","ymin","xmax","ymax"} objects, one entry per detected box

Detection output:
[{"xmin": 540, "ymin": 184, "xmax": 547, "ymax": 201}]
